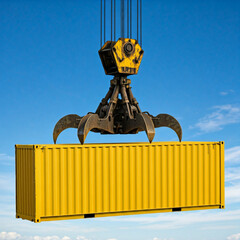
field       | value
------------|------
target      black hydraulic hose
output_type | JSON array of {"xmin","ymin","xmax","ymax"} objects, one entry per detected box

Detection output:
[
  {"xmin": 96, "ymin": 85, "xmax": 115, "ymax": 114},
  {"xmin": 128, "ymin": 87, "xmax": 141, "ymax": 113}
]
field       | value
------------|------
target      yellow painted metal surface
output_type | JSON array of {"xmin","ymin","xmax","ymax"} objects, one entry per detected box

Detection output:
[
  {"xmin": 15, "ymin": 147, "xmax": 35, "ymax": 220},
  {"xmin": 99, "ymin": 38, "xmax": 143, "ymax": 75},
  {"xmin": 113, "ymin": 38, "xmax": 143, "ymax": 74},
  {"xmin": 15, "ymin": 142, "xmax": 225, "ymax": 223}
]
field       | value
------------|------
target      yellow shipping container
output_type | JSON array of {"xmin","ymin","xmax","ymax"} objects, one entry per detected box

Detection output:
[{"xmin": 15, "ymin": 142, "xmax": 225, "ymax": 223}]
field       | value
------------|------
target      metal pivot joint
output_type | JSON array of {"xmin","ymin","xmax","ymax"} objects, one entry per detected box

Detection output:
[{"xmin": 76, "ymin": 76, "xmax": 154, "ymax": 144}]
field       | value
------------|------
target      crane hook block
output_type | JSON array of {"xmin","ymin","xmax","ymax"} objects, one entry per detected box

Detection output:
[{"xmin": 99, "ymin": 38, "xmax": 144, "ymax": 76}]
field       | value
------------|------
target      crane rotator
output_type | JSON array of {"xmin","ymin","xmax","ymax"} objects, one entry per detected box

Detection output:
[{"xmin": 53, "ymin": 0, "xmax": 182, "ymax": 144}]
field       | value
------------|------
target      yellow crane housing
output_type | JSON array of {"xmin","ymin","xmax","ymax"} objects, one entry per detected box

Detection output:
[{"xmin": 99, "ymin": 38, "xmax": 144, "ymax": 75}]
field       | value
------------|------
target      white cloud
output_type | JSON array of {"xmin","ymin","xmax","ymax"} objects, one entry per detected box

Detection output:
[
  {"xmin": 0, "ymin": 202, "xmax": 15, "ymax": 217},
  {"xmin": 0, "ymin": 154, "xmax": 14, "ymax": 161},
  {"xmin": 226, "ymin": 183, "xmax": 240, "ymax": 203},
  {"xmin": 153, "ymin": 238, "xmax": 174, "ymax": 240},
  {"xmin": 191, "ymin": 104, "xmax": 240, "ymax": 133},
  {"xmin": 0, "ymin": 232, "xmax": 21, "ymax": 240},
  {"xmin": 0, "ymin": 173, "xmax": 15, "ymax": 192},
  {"xmin": 226, "ymin": 167, "xmax": 240, "ymax": 182},
  {"xmin": 227, "ymin": 233, "xmax": 240, "ymax": 240},
  {"xmin": 0, "ymin": 215, "xmax": 105, "ymax": 238},
  {"xmin": 201, "ymin": 225, "xmax": 237, "ymax": 230},
  {"xmin": 226, "ymin": 146, "xmax": 240, "ymax": 163},
  {"xmin": 225, "ymin": 145, "xmax": 240, "ymax": 203},
  {"xmin": 105, "ymin": 209, "xmax": 240, "ymax": 229},
  {"xmin": 32, "ymin": 237, "xmax": 61, "ymax": 240},
  {"xmin": 62, "ymin": 237, "xmax": 71, "ymax": 240},
  {"xmin": 76, "ymin": 237, "xmax": 89, "ymax": 240},
  {"xmin": 0, "ymin": 234, "xmax": 91, "ymax": 240},
  {"xmin": 0, "ymin": 154, "xmax": 14, "ymax": 166},
  {"xmin": 220, "ymin": 90, "xmax": 234, "ymax": 96}
]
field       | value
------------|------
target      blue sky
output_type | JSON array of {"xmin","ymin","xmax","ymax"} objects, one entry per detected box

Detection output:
[{"xmin": 0, "ymin": 0, "xmax": 240, "ymax": 240}]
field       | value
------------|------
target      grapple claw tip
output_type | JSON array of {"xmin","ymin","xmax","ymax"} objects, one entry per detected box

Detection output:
[
  {"xmin": 53, "ymin": 114, "xmax": 82, "ymax": 143},
  {"xmin": 151, "ymin": 113, "xmax": 182, "ymax": 142}
]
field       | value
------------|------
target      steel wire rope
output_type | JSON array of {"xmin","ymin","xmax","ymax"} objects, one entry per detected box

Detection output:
[
  {"xmin": 130, "ymin": 0, "xmax": 132, "ymax": 39},
  {"xmin": 100, "ymin": 0, "xmax": 142, "ymax": 45},
  {"xmin": 137, "ymin": 0, "xmax": 139, "ymax": 42},
  {"xmin": 111, "ymin": 0, "xmax": 113, "ymax": 41},
  {"xmin": 104, "ymin": 0, "xmax": 106, "ymax": 43},
  {"xmin": 127, "ymin": 0, "xmax": 129, "ymax": 38},
  {"xmin": 140, "ymin": 0, "xmax": 142, "ymax": 46},
  {"xmin": 114, "ymin": 0, "xmax": 116, "ymax": 41},
  {"xmin": 121, "ymin": 0, "xmax": 125, "ymax": 38},
  {"xmin": 100, "ymin": 0, "xmax": 102, "ymax": 47}
]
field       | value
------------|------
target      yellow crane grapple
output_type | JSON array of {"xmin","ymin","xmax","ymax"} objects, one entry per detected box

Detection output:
[{"xmin": 53, "ymin": 1, "xmax": 182, "ymax": 144}]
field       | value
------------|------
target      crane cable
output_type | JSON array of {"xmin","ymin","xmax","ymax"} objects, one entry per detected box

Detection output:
[
  {"xmin": 127, "ymin": 0, "xmax": 129, "ymax": 38},
  {"xmin": 100, "ymin": 0, "xmax": 106, "ymax": 47},
  {"xmin": 140, "ymin": 0, "xmax": 142, "ymax": 46},
  {"xmin": 111, "ymin": 0, "xmax": 113, "ymax": 41},
  {"xmin": 137, "ymin": 0, "xmax": 138, "ymax": 42},
  {"xmin": 114, "ymin": 0, "xmax": 116, "ymax": 41},
  {"xmin": 121, "ymin": 0, "xmax": 124, "ymax": 38},
  {"xmin": 130, "ymin": 0, "xmax": 132, "ymax": 39},
  {"xmin": 100, "ymin": 0, "xmax": 102, "ymax": 47},
  {"xmin": 104, "ymin": 0, "xmax": 106, "ymax": 43},
  {"xmin": 100, "ymin": 0, "xmax": 142, "ymax": 47}
]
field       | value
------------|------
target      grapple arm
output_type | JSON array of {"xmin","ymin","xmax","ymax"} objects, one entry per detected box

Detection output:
[
  {"xmin": 53, "ymin": 114, "xmax": 82, "ymax": 144},
  {"xmin": 146, "ymin": 113, "xmax": 182, "ymax": 142}
]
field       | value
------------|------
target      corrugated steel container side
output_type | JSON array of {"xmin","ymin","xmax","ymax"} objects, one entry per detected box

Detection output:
[
  {"xmin": 15, "ymin": 142, "xmax": 225, "ymax": 223},
  {"xmin": 15, "ymin": 145, "xmax": 35, "ymax": 221}
]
